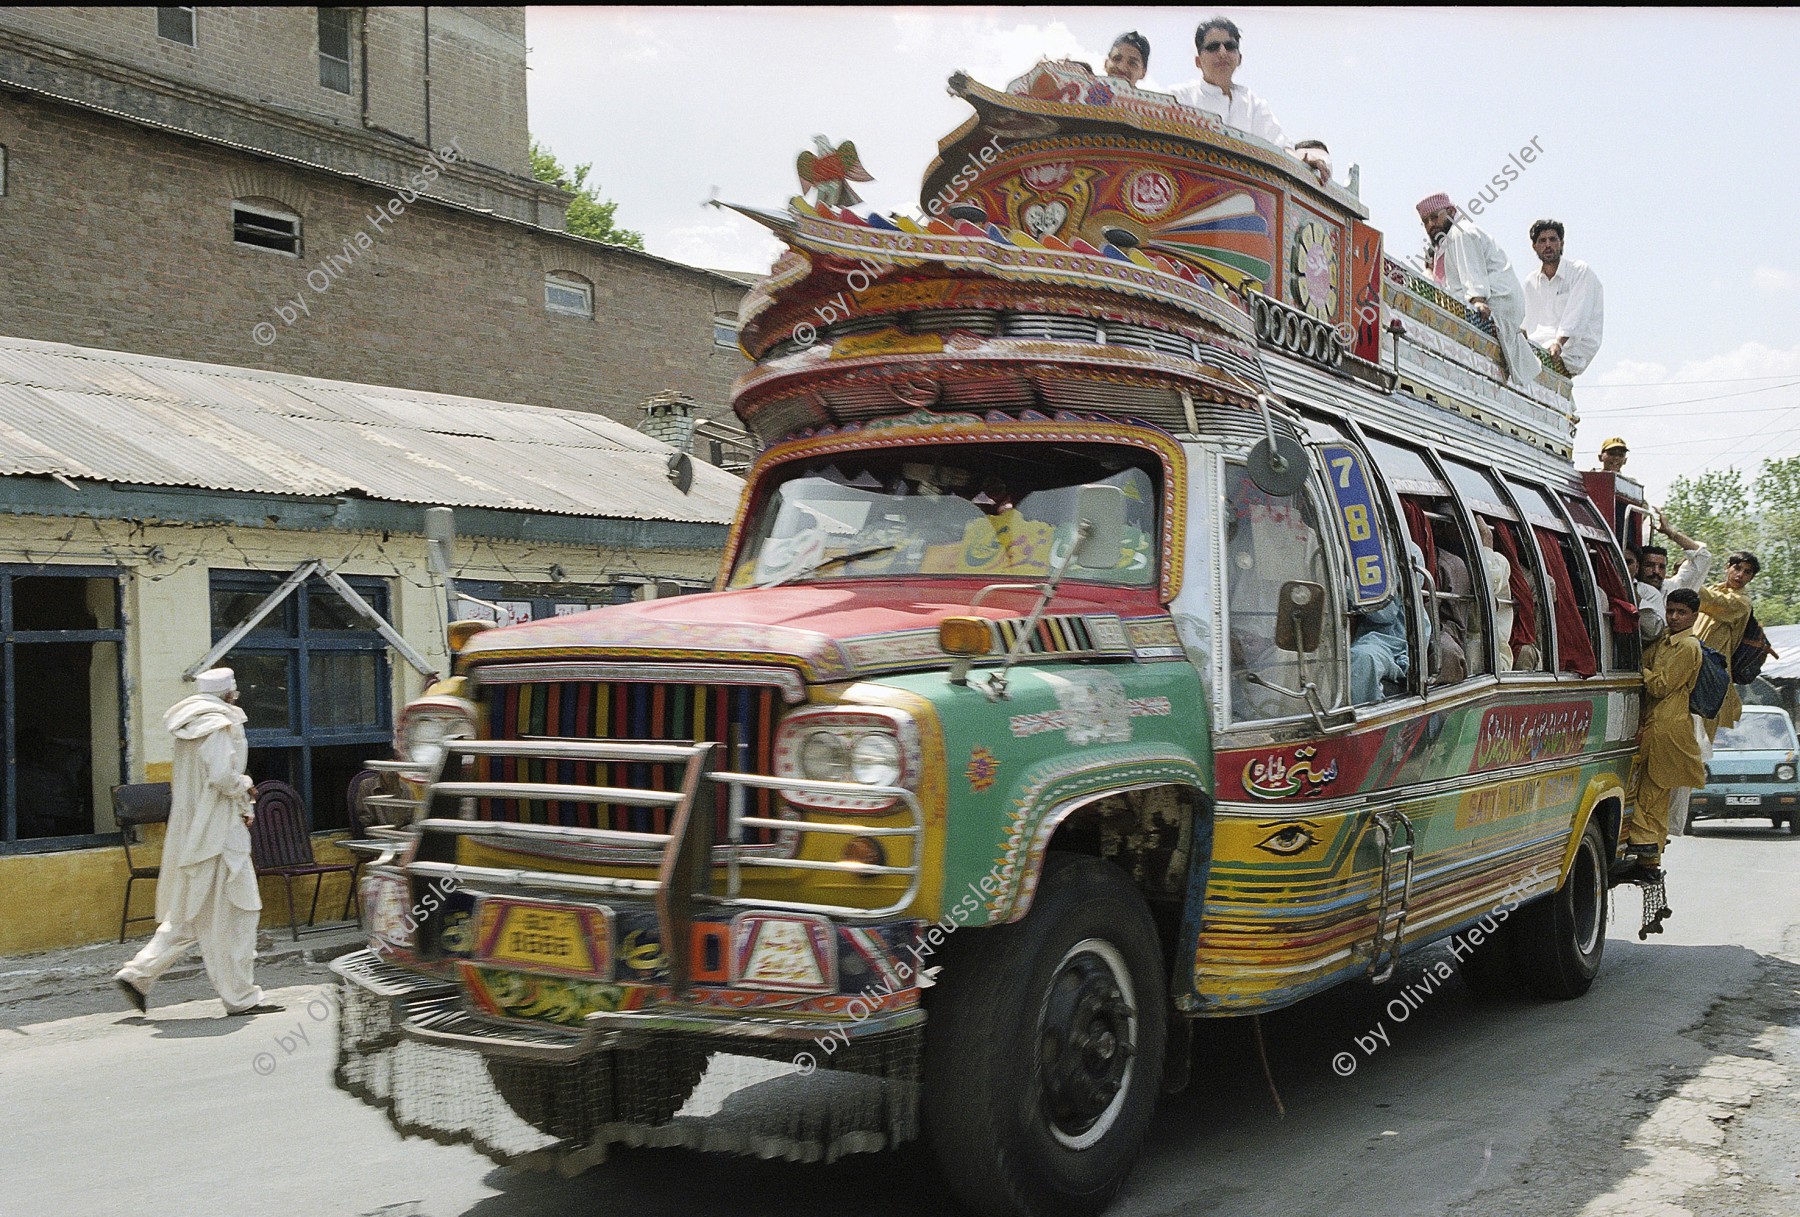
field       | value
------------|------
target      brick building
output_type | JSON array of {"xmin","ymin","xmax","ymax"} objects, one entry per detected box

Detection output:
[{"xmin": 0, "ymin": 6, "xmax": 752, "ymax": 427}]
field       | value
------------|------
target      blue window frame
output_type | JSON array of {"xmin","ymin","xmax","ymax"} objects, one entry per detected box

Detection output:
[
  {"xmin": 0, "ymin": 566, "xmax": 127, "ymax": 852},
  {"xmin": 210, "ymin": 570, "xmax": 392, "ymax": 831}
]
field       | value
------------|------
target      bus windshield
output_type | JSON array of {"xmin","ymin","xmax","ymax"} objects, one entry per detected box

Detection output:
[{"xmin": 728, "ymin": 443, "xmax": 1161, "ymax": 589}]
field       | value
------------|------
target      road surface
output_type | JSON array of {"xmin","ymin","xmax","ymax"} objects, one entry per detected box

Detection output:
[{"xmin": 4, "ymin": 820, "xmax": 1798, "ymax": 1217}]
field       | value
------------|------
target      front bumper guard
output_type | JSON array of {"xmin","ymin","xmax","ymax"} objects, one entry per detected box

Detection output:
[{"xmin": 334, "ymin": 948, "xmax": 924, "ymax": 1063}]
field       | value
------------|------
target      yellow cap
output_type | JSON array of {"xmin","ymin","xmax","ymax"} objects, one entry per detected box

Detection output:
[{"xmin": 1600, "ymin": 437, "xmax": 1628, "ymax": 453}]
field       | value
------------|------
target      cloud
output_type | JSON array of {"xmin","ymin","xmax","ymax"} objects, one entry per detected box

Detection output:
[
  {"xmin": 887, "ymin": 14, "xmax": 1098, "ymax": 83},
  {"xmin": 653, "ymin": 215, "xmax": 783, "ymax": 276},
  {"xmin": 1579, "ymin": 341, "xmax": 1800, "ymax": 498},
  {"xmin": 1751, "ymin": 265, "xmax": 1800, "ymax": 294}
]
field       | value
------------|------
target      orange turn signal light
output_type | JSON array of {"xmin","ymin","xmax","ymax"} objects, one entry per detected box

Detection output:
[
  {"xmin": 447, "ymin": 619, "xmax": 493, "ymax": 653},
  {"xmin": 938, "ymin": 616, "xmax": 994, "ymax": 657}
]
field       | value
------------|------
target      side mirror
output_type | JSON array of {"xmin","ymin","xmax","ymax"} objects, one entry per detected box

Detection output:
[
  {"xmin": 1275, "ymin": 580, "xmax": 1326, "ymax": 652},
  {"xmin": 424, "ymin": 507, "xmax": 456, "ymax": 577},
  {"xmin": 1071, "ymin": 484, "xmax": 1126, "ymax": 570}
]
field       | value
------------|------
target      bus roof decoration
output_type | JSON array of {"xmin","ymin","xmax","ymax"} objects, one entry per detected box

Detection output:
[
  {"xmin": 795, "ymin": 135, "xmax": 875, "ymax": 208},
  {"xmin": 729, "ymin": 59, "xmax": 1578, "ymax": 460}
]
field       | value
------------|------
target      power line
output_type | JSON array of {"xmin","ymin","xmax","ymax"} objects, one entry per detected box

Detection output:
[
  {"xmin": 1582, "ymin": 374, "xmax": 1800, "ymax": 389},
  {"xmin": 1578, "ymin": 379, "xmax": 1800, "ymax": 413},
  {"xmin": 1583, "ymin": 398, "xmax": 1800, "ymax": 419}
]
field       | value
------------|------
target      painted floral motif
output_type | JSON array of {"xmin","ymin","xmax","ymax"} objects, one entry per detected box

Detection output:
[{"xmin": 966, "ymin": 746, "xmax": 1000, "ymax": 793}]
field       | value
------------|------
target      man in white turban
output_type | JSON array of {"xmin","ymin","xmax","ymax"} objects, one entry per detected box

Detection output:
[
  {"xmin": 115, "ymin": 669, "xmax": 282, "ymax": 1017},
  {"xmin": 1417, "ymin": 192, "xmax": 1539, "ymax": 386}
]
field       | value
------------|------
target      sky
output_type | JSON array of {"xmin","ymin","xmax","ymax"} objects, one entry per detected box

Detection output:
[{"xmin": 524, "ymin": 7, "xmax": 1800, "ymax": 504}]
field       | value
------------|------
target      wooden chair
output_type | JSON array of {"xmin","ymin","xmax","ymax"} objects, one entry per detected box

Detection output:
[
  {"xmin": 114, "ymin": 782, "xmax": 172, "ymax": 942},
  {"xmin": 248, "ymin": 779, "xmax": 360, "ymax": 941}
]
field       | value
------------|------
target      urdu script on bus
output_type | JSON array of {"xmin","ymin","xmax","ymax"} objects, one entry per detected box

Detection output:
[{"xmin": 1472, "ymin": 703, "xmax": 1594, "ymax": 769}]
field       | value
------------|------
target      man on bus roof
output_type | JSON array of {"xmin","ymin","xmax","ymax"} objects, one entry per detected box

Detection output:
[
  {"xmin": 1172, "ymin": 17, "xmax": 1288, "ymax": 147},
  {"xmin": 1416, "ymin": 193, "xmax": 1539, "ymax": 387},
  {"xmin": 1523, "ymin": 219, "xmax": 1605, "ymax": 376}
]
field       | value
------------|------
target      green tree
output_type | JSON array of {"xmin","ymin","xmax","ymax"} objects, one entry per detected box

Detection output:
[
  {"xmin": 1753, "ymin": 457, "xmax": 1800, "ymax": 626},
  {"xmin": 529, "ymin": 139, "xmax": 644, "ymax": 250},
  {"xmin": 1663, "ymin": 464, "xmax": 1798, "ymax": 626}
]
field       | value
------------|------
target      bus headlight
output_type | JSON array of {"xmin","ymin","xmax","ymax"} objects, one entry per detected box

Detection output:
[
  {"xmin": 800, "ymin": 730, "xmax": 852, "ymax": 781},
  {"xmin": 776, "ymin": 706, "xmax": 920, "ymax": 811},
  {"xmin": 395, "ymin": 696, "xmax": 477, "ymax": 772},
  {"xmin": 851, "ymin": 732, "xmax": 903, "ymax": 786},
  {"xmin": 1777, "ymin": 763, "xmax": 1795, "ymax": 782}
]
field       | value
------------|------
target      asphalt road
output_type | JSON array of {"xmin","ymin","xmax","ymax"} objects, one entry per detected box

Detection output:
[{"xmin": 5, "ymin": 819, "xmax": 1798, "ymax": 1217}]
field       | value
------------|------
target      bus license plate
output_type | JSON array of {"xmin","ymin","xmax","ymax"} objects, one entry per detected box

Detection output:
[
  {"xmin": 1725, "ymin": 795, "xmax": 1762, "ymax": 806},
  {"xmin": 474, "ymin": 899, "xmax": 612, "ymax": 979}
]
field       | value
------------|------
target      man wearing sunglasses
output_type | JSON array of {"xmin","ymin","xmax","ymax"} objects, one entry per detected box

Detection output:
[{"xmin": 1171, "ymin": 17, "xmax": 1288, "ymax": 148}]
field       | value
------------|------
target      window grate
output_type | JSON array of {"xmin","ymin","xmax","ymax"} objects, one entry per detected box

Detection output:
[{"xmin": 233, "ymin": 203, "xmax": 301, "ymax": 255}]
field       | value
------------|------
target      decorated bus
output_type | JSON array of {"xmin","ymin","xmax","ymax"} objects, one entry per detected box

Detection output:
[{"xmin": 333, "ymin": 61, "xmax": 1644, "ymax": 1217}]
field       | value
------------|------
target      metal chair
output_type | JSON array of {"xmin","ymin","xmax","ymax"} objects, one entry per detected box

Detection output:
[
  {"xmin": 114, "ymin": 782, "xmax": 173, "ymax": 942},
  {"xmin": 247, "ymin": 779, "xmax": 360, "ymax": 941}
]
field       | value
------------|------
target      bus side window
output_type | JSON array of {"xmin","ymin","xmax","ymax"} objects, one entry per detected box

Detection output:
[
  {"xmin": 1392, "ymin": 491, "xmax": 1489, "ymax": 687},
  {"xmin": 1584, "ymin": 534, "xmax": 1641, "ymax": 671},
  {"xmin": 1564, "ymin": 493, "xmax": 1641, "ymax": 672},
  {"xmin": 1223, "ymin": 461, "xmax": 1346, "ymax": 723},
  {"xmin": 1481, "ymin": 514, "xmax": 1550, "ymax": 673},
  {"xmin": 1437, "ymin": 456, "xmax": 1551, "ymax": 675},
  {"xmin": 1509, "ymin": 479, "xmax": 1599, "ymax": 677},
  {"xmin": 1355, "ymin": 433, "xmax": 1479, "ymax": 694}
]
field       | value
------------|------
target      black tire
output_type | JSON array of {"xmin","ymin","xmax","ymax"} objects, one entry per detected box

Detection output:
[
  {"xmin": 924, "ymin": 854, "xmax": 1167, "ymax": 1217},
  {"xmin": 1771, "ymin": 815, "xmax": 1783, "ymax": 830},
  {"xmin": 1788, "ymin": 814, "xmax": 1800, "ymax": 836},
  {"xmin": 1455, "ymin": 915, "xmax": 1522, "ymax": 999},
  {"xmin": 1511, "ymin": 817, "xmax": 1608, "ymax": 1000},
  {"xmin": 1683, "ymin": 811, "xmax": 1700, "ymax": 835},
  {"xmin": 487, "ymin": 1042, "xmax": 708, "ymax": 1142}
]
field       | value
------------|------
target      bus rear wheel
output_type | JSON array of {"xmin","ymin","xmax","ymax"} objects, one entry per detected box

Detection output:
[
  {"xmin": 924, "ymin": 854, "xmax": 1167, "ymax": 1217},
  {"xmin": 1511, "ymin": 817, "xmax": 1608, "ymax": 1000}
]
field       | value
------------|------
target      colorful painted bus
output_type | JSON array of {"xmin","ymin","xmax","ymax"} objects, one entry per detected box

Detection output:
[{"xmin": 333, "ymin": 61, "xmax": 1643, "ymax": 1217}]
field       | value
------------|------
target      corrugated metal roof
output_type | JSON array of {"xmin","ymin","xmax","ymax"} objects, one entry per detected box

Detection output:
[{"xmin": 0, "ymin": 335, "xmax": 742, "ymax": 524}]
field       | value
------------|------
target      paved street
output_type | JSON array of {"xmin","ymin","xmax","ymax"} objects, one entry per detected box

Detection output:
[{"xmin": 5, "ymin": 822, "xmax": 1798, "ymax": 1217}]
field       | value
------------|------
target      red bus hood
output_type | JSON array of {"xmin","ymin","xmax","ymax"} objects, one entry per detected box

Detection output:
[{"xmin": 458, "ymin": 580, "xmax": 1164, "ymax": 682}]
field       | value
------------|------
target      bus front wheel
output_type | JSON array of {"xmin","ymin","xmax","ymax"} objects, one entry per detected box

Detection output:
[{"xmin": 923, "ymin": 853, "xmax": 1167, "ymax": 1217}]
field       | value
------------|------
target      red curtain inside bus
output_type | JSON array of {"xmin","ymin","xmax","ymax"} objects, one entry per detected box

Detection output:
[
  {"xmin": 1585, "ymin": 539, "xmax": 1639, "ymax": 637},
  {"xmin": 1533, "ymin": 526, "xmax": 1598, "ymax": 676}
]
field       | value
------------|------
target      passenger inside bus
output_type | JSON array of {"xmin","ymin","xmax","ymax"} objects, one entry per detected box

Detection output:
[
  {"xmin": 1476, "ymin": 519, "xmax": 1518, "ymax": 672},
  {"xmin": 1350, "ymin": 590, "xmax": 1410, "ymax": 702}
]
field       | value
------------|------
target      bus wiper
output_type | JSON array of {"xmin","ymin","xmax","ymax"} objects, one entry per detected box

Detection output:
[{"xmin": 760, "ymin": 544, "xmax": 902, "ymax": 588}]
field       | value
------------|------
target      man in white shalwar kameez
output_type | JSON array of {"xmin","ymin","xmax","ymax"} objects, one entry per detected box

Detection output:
[
  {"xmin": 1417, "ymin": 192, "xmax": 1539, "ymax": 386},
  {"xmin": 1522, "ymin": 218, "xmax": 1604, "ymax": 375},
  {"xmin": 1171, "ymin": 17, "xmax": 1289, "ymax": 147},
  {"xmin": 116, "ymin": 668, "xmax": 280, "ymax": 1017}
]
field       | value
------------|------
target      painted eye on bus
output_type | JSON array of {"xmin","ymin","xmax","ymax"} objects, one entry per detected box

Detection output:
[{"xmin": 1256, "ymin": 822, "xmax": 1320, "ymax": 856}]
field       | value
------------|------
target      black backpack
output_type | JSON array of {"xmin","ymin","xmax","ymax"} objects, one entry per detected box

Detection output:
[
  {"xmin": 1691, "ymin": 642, "xmax": 1731, "ymax": 719},
  {"xmin": 1731, "ymin": 611, "xmax": 1771, "ymax": 684}
]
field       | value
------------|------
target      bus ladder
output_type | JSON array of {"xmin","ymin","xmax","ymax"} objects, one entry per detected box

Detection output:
[{"xmin": 1367, "ymin": 809, "xmax": 1416, "ymax": 984}]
